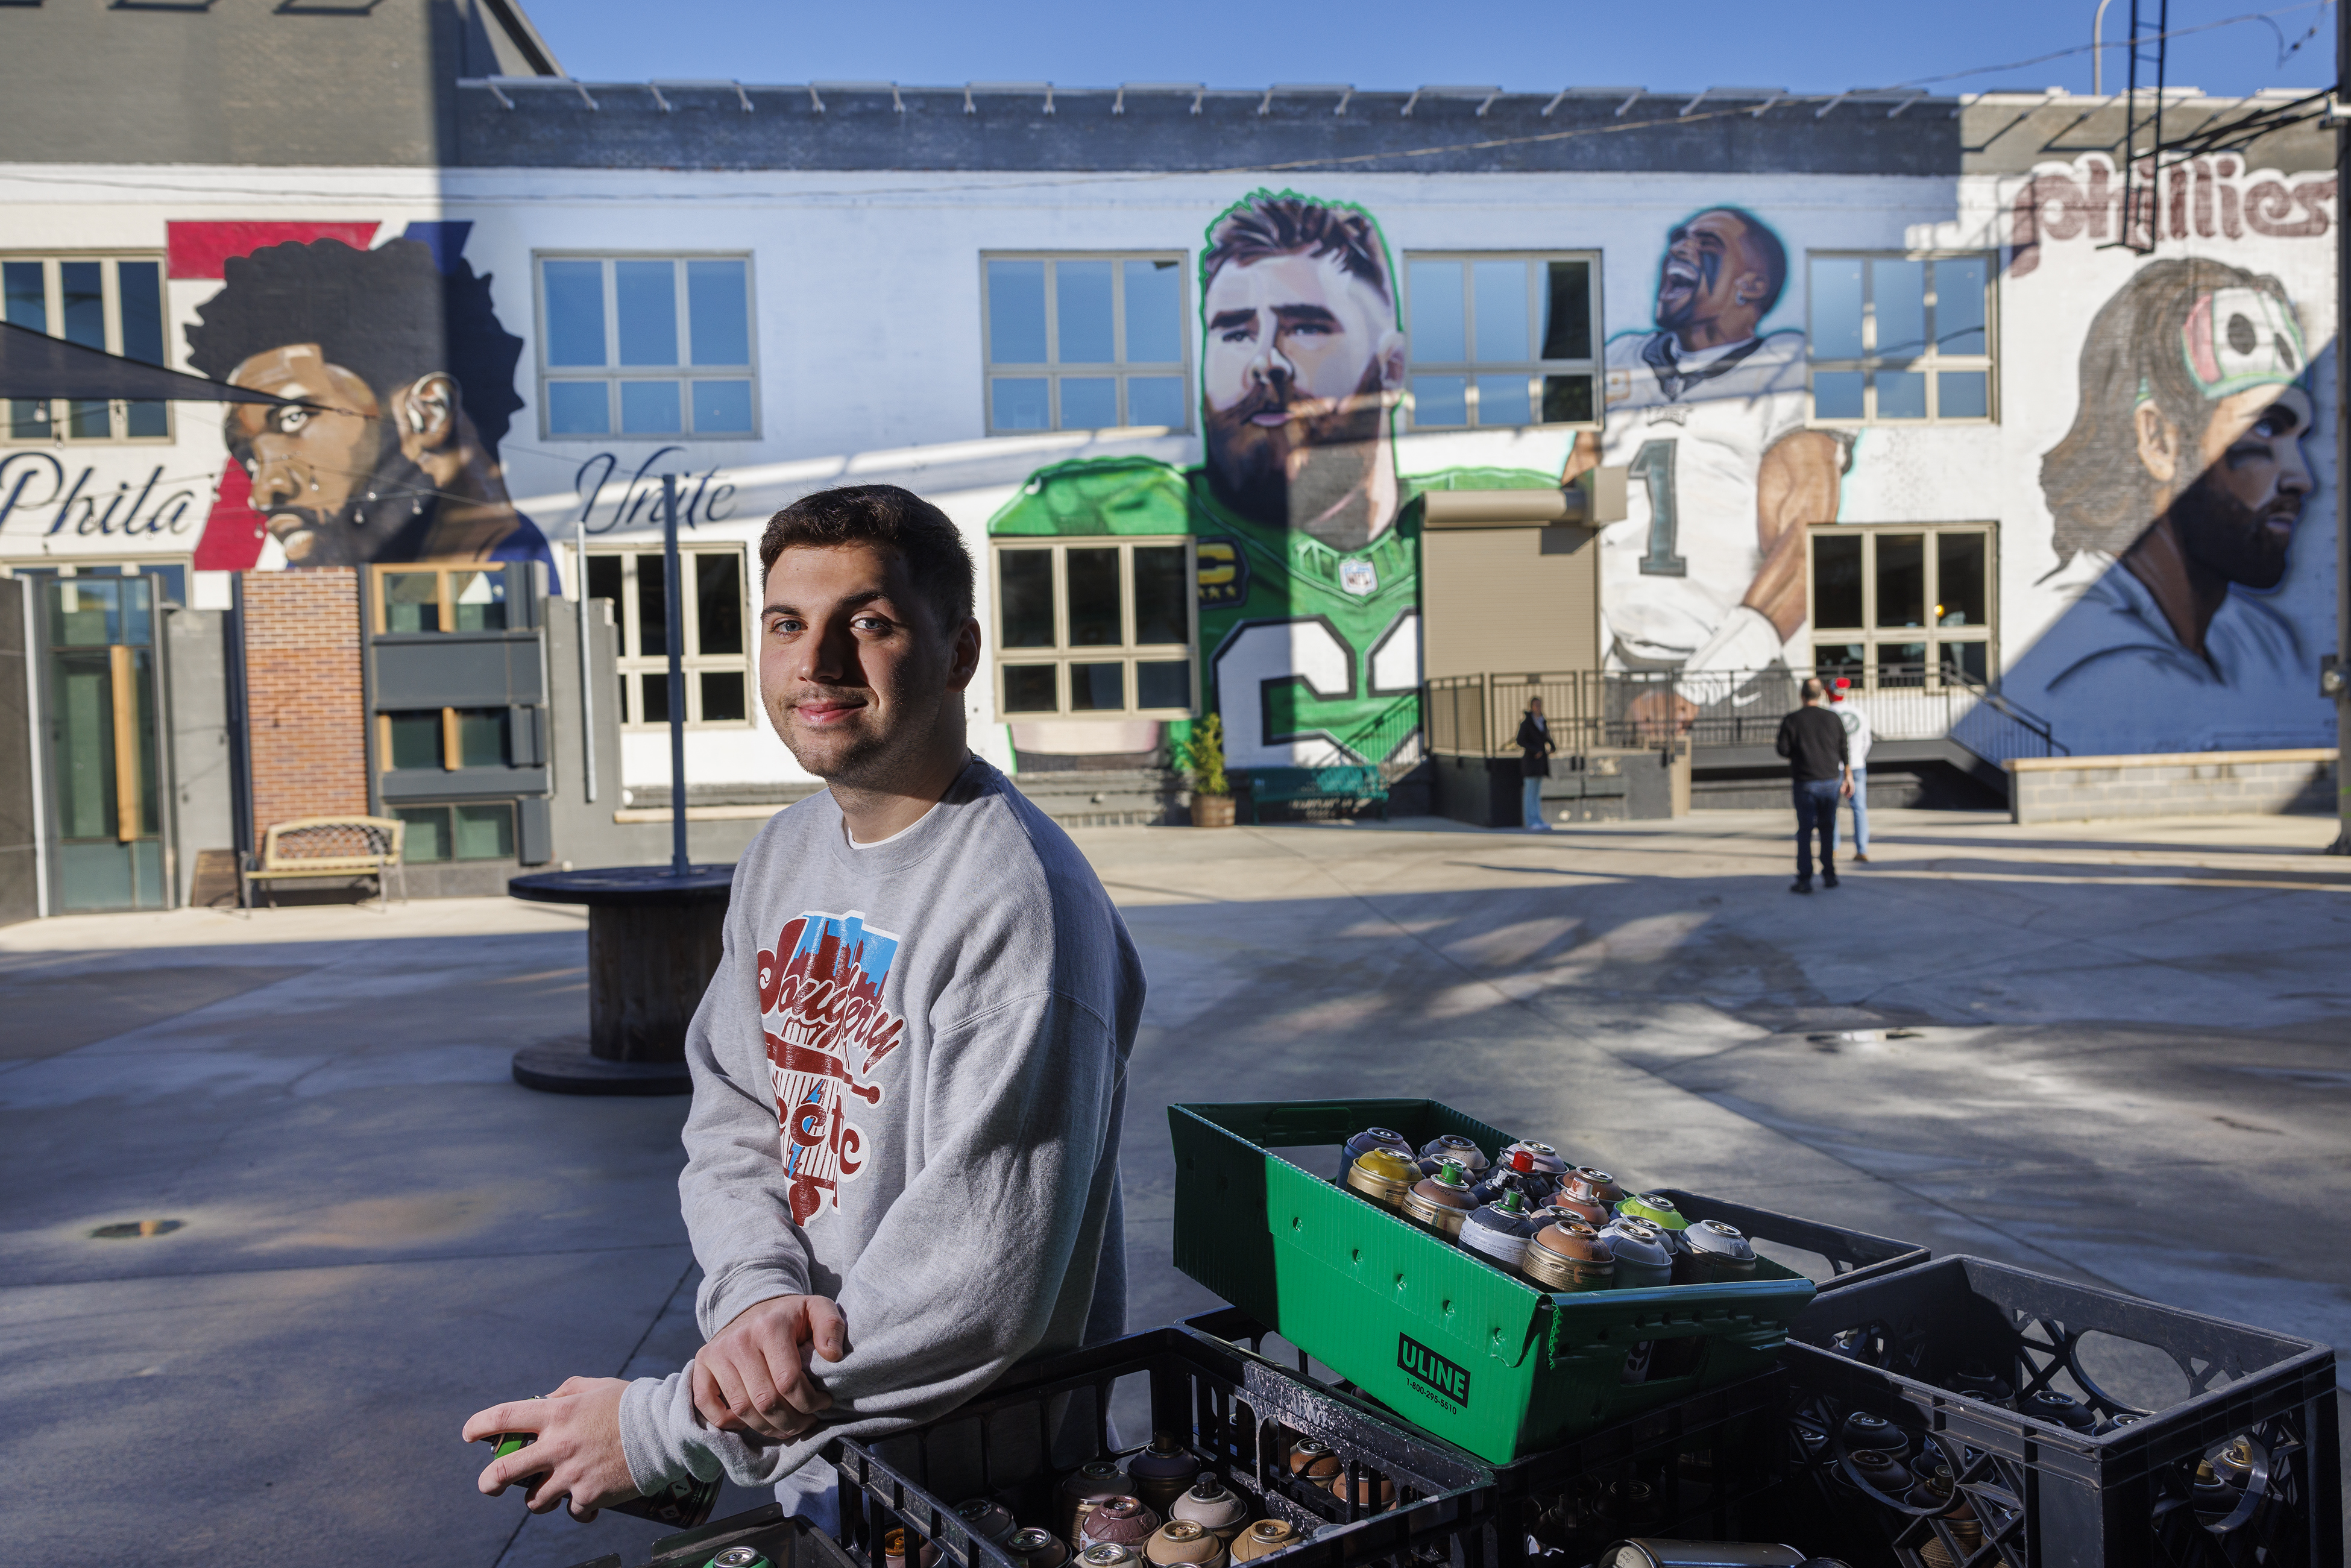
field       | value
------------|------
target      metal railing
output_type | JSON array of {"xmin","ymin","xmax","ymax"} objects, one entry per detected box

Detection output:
[{"xmin": 1427, "ymin": 666, "xmax": 2066, "ymax": 764}]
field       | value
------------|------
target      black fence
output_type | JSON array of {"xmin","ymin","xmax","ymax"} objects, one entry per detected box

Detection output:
[{"xmin": 1426, "ymin": 667, "xmax": 2065, "ymax": 764}]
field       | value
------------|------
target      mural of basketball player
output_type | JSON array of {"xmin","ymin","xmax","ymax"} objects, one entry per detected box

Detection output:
[
  {"xmin": 1565, "ymin": 207, "xmax": 1845, "ymax": 719},
  {"xmin": 2000, "ymin": 259, "xmax": 2318, "ymax": 752},
  {"xmin": 991, "ymin": 189, "xmax": 1559, "ymax": 772},
  {"xmin": 184, "ymin": 237, "xmax": 552, "ymax": 570}
]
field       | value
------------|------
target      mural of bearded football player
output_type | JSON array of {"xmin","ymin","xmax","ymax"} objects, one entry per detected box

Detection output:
[
  {"xmin": 1565, "ymin": 206, "xmax": 1844, "ymax": 716},
  {"xmin": 2001, "ymin": 258, "xmax": 2324, "ymax": 754},
  {"xmin": 185, "ymin": 236, "xmax": 553, "ymax": 572},
  {"xmin": 989, "ymin": 189, "xmax": 1560, "ymax": 772}
]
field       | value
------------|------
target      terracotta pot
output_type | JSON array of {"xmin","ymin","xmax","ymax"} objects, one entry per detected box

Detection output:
[{"xmin": 1191, "ymin": 795, "xmax": 1236, "ymax": 828}]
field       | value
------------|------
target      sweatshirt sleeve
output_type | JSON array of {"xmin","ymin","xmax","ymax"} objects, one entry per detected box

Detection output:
[
  {"xmin": 622, "ymin": 986, "xmax": 1123, "ymax": 1490},
  {"xmin": 1774, "ymin": 713, "xmax": 1794, "ymax": 758},
  {"xmin": 677, "ymin": 902, "xmax": 815, "ymax": 1343}
]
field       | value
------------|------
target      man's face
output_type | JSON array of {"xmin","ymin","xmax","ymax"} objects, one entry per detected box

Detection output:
[
  {"xmin": 225, "ymin": 344, "xmax": 404, "ymax": 565},
  {"xmin": 1201, "ymin": 251, "xmax": 1403, "ymax": 533},
  {"xmin": 1655, "ymin": 211, "xmax": 1767, "ymax": 341},
  {"xmin": 2168, "ymin": 384, "xmax": 2314, "ymax": 591},
  {"xmin": 760, "ymin": 543, "xmax": 975, "ymax": 786}
]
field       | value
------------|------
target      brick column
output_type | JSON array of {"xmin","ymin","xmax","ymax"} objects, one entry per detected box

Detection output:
[{"xmin": 241, "ymin": 568, "xmax": 368, "ymax": 846}]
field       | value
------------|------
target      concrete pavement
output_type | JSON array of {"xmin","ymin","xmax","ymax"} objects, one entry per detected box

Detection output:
[{"xmin": 2, "ymin": 807, "xmax": 2344, "ymax": 1564}]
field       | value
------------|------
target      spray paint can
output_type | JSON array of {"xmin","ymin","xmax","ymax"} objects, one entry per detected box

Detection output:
[
  {"xmin": 1599, "ymin": 1218, "xmax": 1675, "ymax": 1288},
  {"xmin": 1080, "ymin": 1546, "xmax": 1144, "ymax": 1568},
  {"xmin": 487, "ymin": 1426, "xmax": 720, "ymax": 1530},
  {"xmin": 1502, "ymin": 1141, "xmax": 1569, "ymax": 1186},
  {"xmin": 954, "ymin": 1500, "xmax": 1021, "ymax": 1548},
  {"xmin": 1673, "ymin": 1220, "xmax": 1757, "ymax": 1283},
  {"xmin": 1522, "ymin": 1219, "xmax": 1616, "ymax": 1291},
  {"xmin": 1337, "ymin": 1129, "xmax": 1414, "ymax": 1183},
  {"xmin": 706, "ymin": 1551, "xmax": 772, "ymax": 1568},
  {"xmin": 1547, "ymin": 1186, "xmax": 1613, "ymax": 1227},
  {"xmin": 1563, "ymin": 1168, "xmax": 1625, "ymax": 1207},
  {"xmin": 1288, "ymin": 1437, "xmax": 1342, "ymax": 1491},
  {"xmin": 1227, "ymin": 1522, "xmax": 1298, "ymax": 1563},
  {"xmin": 1613, "ymin": 1193, "xmax": 1687, "ymax": 1242},
  {"xmin": 1079, "ymin": 1499, "xmax": 1162, "ymax": 1554},
  {"xmin": 1418, "ymin": 1133, "xmax": 1490, "ymax": 1178},
  {"xmin": 1344, "ymin": 1148, "xmax": 1419, "ymax": 1214},
  {"xmin": 2022, "ymin": 1391, "xmax": 2097, "ymax": 1432},
  {"xmin": 1127, "ymin": 1433, "xmax": 1202, "ymax": 1514},
  {"xmin": 1008, "ymin": 1529, "xmax": 1071, "ymax": 1568},
  {"xmin": 1060, "ymin": 1461, "xmax": 1135, "ymax": 1548},
  {"xmin": 1145, "ymin": 1520, "xmax": 1229, "ymax": 1568},
  {"xmin": 1330, "ymin": 1467, "xmax": 1397, "ymax": 1510},
  {"xmin": 1944, "ymin": 1361, "xmax": 2015, "ymax": 1408},
  {"xmin": 1401, "ymin": 1157, "xmax": 1481, "ymax": 1238},
  {"xmin": 1169, "ymin": 1478, "xmax": 1248, "ymax": 1544},
  {"xmin": 1838, "ymin": 1411, "xmax": 1910, "ymax": 1463},
  {"xmin": 1594, "ymin": 1543, "xmax": 1811, "ymax": 1567},
  {"xmin": 1459, "ymin": 1186, "xmax": 1541, "ymax": 1276}
]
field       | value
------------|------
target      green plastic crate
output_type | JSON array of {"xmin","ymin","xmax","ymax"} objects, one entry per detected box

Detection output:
[{"xmin": 1169, "ymin": 1097, "xmax": 1817, "ymax": 1464}]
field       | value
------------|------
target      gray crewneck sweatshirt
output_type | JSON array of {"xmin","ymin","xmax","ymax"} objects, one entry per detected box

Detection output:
[{"xmin": 617, "ymin": 758, "xmax": 1142, "ymax": 1490}]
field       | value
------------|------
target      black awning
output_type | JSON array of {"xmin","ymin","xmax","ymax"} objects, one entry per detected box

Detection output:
[{"xmin": 0, "ymin": 320, "xmax": 298, "ymax": 405}]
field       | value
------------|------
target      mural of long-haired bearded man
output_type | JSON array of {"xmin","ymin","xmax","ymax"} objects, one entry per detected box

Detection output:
[
  {"xmin": 1200, "ymin": 192, "xmax": 1408, "ymax": 553},
  {"xmin": 186, "ymin": 238, "xmax": 550, "ymax": 570},
  {"xmin": 2033, "ymin": 258, "xmax": 2314, "ymax": 706}
]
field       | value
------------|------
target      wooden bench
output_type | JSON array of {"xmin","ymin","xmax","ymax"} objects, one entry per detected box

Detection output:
[
  {"xmin": 244, "ymin": 816, "xmax": 408, "ymax": 908},
  {"xmin": 1239, "ymin": 765, "xmax": 1390, "ymax": 824}
]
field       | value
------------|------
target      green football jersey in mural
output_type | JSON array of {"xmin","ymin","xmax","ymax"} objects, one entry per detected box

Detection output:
[{"xmin": 988, "ymin": 456, "xmax": 1558, "ymax": 768}]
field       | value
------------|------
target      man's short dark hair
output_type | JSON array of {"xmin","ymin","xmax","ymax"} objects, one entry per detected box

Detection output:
[
  {"xmin": 1681, "ymin": 207, "xmax": 1788, "ymax": 318},
  {"xmin": 759, "ymin": 485, "xmax": 974, "ymax": 637},
  {"xmin": 1202, "ymin": 190, "xmax": 1394, "ymax": 308},
  {"xmin": 1801, "ymin": 677, "xmax": 1827, "ymax": 701},
  {"xmin": 184, "ymin": 238, "xmax": 525, "ymax": 451},
  {"xmin": 2040, "ymin": 258, "xmax": 2294, "ymax": 559}
]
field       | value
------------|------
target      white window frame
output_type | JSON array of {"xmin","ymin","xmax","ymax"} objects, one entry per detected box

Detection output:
[
  {"xmin": 2, "ymin": 253, "xmax": 175, "ymax": 445},
  {"xmin": 1805, "ymin": 521, "xmax": 1998, "ymax": 688},
  {"xmin": 990, "ymin": 537, "xmax": 1199, "ymax": 720},
  {"xmin": 1805, "ymin": 251, "xmax": 1997, "ymax": 426},
  {"xmin": 533, "ymin": 252, "xmax": 760, "ymax": 442},
  {"xmin": 980, "ymin": 253, "xmax": 1193, "ymax": 435},
  {"xmin": 1401, "ymin": 250, "xmax": 1604, "ymax": 431},
  {"xmin": 585, "ymin": 544, "xmax": 759, "ymax": 729}
]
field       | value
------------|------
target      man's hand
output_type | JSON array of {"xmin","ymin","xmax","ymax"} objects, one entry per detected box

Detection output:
[
  {"xmin": 463, "ymin": 1376, "xmax": 637, "ymax": 1522},
  {"xmin": 691, "ymin": 1294, "xmax": 848, "ymax": 1442},
  {"xmin": 1841, "ymin": 774, "xmax": 1855, "ymax": 799}
]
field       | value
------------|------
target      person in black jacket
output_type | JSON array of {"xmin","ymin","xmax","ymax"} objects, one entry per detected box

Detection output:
[
  {"xmin": 1774, "ymin": 677, "xmax": 1851, "ymax": 893},
  {"xmin": 1516, "ymin": 696, "xmax": 1555, "ymax": 831}
]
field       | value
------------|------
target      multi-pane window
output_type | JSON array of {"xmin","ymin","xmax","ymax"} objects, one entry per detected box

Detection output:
[
  {"xmin": 373, "ymin": 564, "xmax": 510, "ymax": 634},
  {"xmin": 379, "ymin": 708, "xmax": 511, "ymax": 770},
  {"xmin": 1808, "ymin": 523, "xmax": 1995, "ymax": 687},
  {"xmin": 993, "ymin": 539, "xmax": 1195, "ymax": 717},
  {"xmin": 1807, "ymin": 254, "xmax": 1994, "ymax": 423},
  {"xmin": 983, "ymin": 256, "xmax": 1190, "ymax": 434},
  {"xmin": 585, "ymin": 547, "xmax": 753, "ymax": 727},
  {"xmin": 1404, "ymin": 254, "xmax": 1600, "ymax": 429},
  {"xmin": 538, "ymin": 255, "xmax": 757, "ymax": 439},
  {"xmin": 392, "ymin": 802, "xmax": 516, "ymax": 862},
  {"xmin": 4, "ymin": 256, "xmax": 171, "ymax": 443}
]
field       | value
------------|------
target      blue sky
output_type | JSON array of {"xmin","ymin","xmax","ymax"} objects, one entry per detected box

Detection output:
[{"xmin": 524, "ymin": 0, "xmax": 2334, "ymax": 99}]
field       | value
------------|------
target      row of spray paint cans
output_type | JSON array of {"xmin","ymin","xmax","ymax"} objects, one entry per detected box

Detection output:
[
  {"xmin": 886, "ymin": 1429, "xmax": 1387, "ymax": 1568},
  {"xmin": 1340, "ymin": 1130, "xmax": 1757, "ymax": 1293}
]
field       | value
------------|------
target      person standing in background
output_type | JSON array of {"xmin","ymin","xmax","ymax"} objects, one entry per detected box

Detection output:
[
  {"xmin": 1829, "ymin": 678, "xmax": 1872, "ymax": 863},
  {"xmin": 1774, "ymin": 677, "xmax": 1850, "ymax": 893},
  {"xmin": 1517, "ymin": 696, "xmax": 1555, "ymax": 831}
]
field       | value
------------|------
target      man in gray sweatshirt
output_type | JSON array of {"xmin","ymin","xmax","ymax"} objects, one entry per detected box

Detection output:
[{"xmin": 465, "ymin": 484, "xmax": 1144, "ymax": 1525}]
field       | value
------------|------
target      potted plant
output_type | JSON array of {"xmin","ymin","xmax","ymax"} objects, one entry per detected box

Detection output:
[{"xmin": 1179, "ymin": 713, "xmax": 1235, "ymax": 828}]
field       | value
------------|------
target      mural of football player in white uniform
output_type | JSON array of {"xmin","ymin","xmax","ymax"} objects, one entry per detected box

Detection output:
[{"xmin": 1566, "ymin": 208, "xmax": 1844, "ymax": 710}]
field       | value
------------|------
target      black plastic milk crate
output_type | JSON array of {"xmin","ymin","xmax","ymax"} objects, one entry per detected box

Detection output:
[
  {"xmin": 1189, "ymin": 1305, "xmax": 1792, "ymax": 1566},
  {"xmin": 825, "ymin": 1324, "xmax": 1499, "ymax": 1568},
  {"xmin": 1781, "ymin": 1255, "xmax": 2342, "ymax": 1568},
  {"xmin": 1651, "ymin": 1189, "xmax": 1928, "ymax": 1293},
  {"xmin": 559, "ymin": 1503, "xmax": 858, "ymax": 1568}
]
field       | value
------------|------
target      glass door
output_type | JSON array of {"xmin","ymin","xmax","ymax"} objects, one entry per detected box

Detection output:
[{"xmin": 42, "ymin": 576, "xmax": 166, "ymax": 912}]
